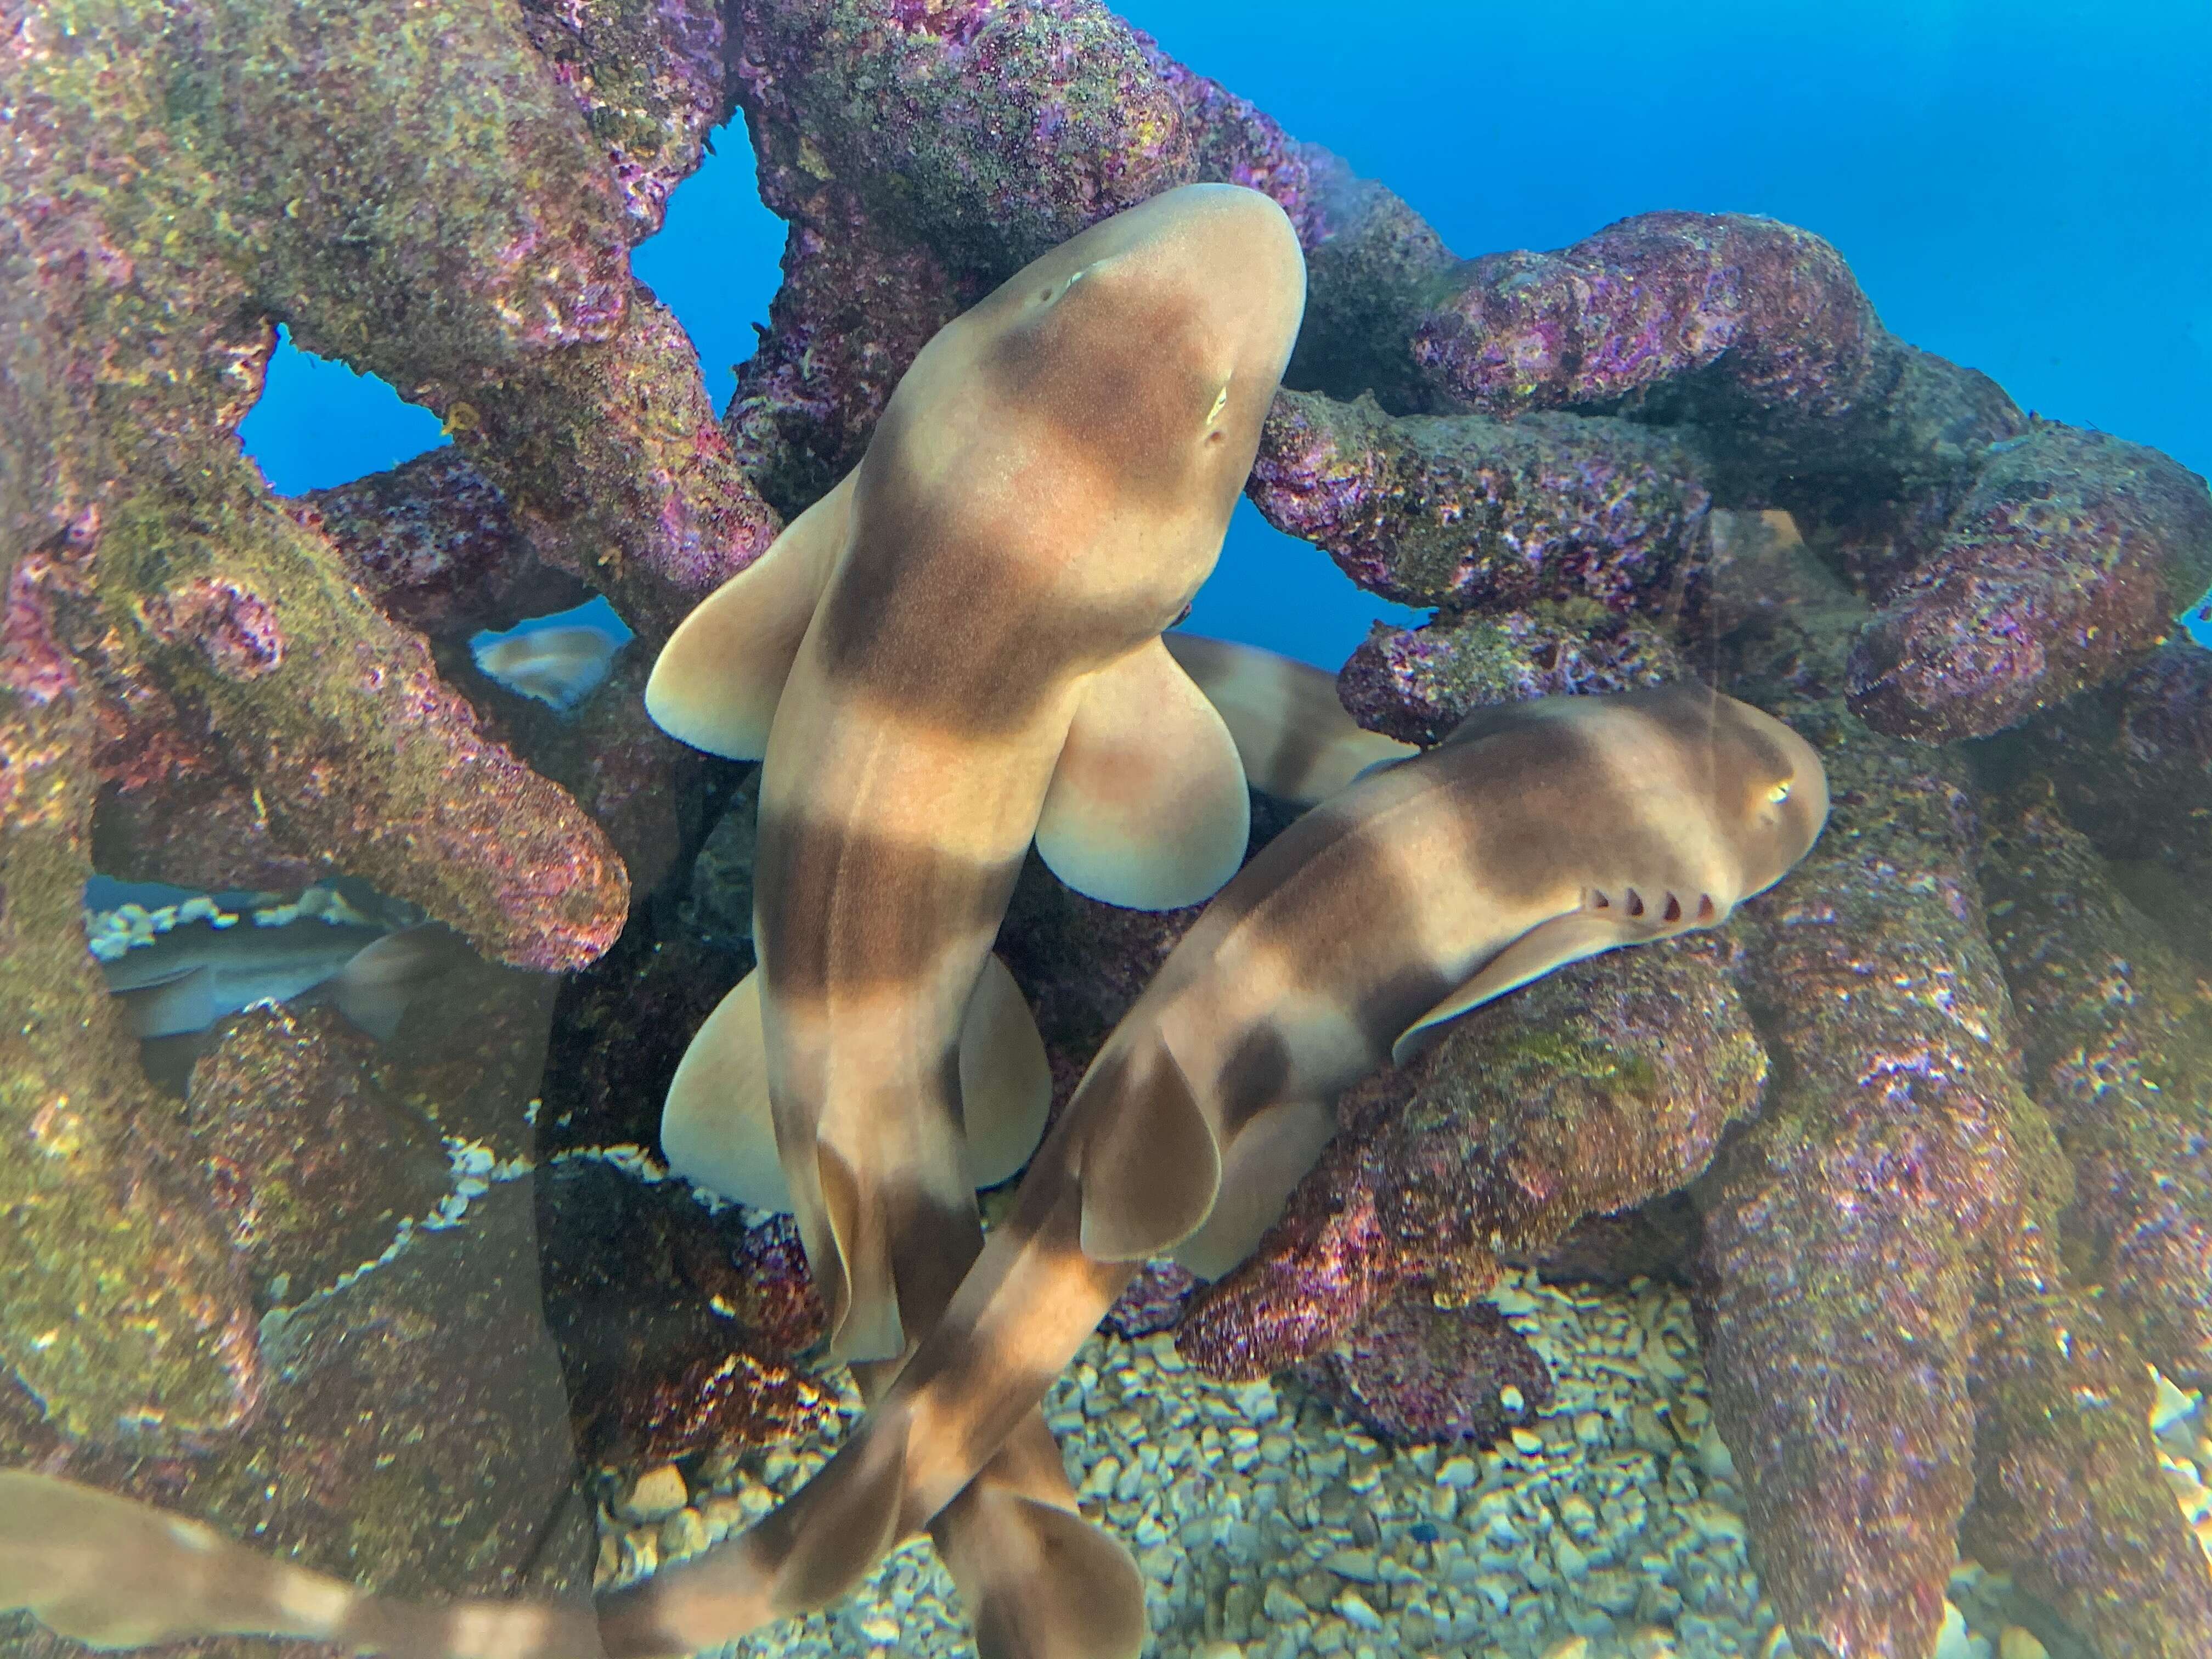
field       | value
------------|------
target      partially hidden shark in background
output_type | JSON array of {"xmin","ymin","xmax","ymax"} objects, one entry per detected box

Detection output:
[
  {"xmin": 92, "ymin": 883, "xmax": 459, "ymax": 1044},
  {"xmin": 642, "ymin": 183, "xmax": 1309, "ymax": 1658},
  {"xmin": 1161, "ymin": 633, "xmax": 1416, "ymax": 803},
  {"xmin": 597, "ymin": 683, "xmax": 1830, "ymax": 1659}
]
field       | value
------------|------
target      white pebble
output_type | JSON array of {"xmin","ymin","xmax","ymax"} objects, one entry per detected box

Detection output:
[{"xmin": 617, "ymin": 1465, "xmax": 687, "ymax": 1523}]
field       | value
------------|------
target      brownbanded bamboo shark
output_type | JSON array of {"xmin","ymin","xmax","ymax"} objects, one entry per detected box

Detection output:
[
  {"xmin": 642, "ymin": 182, "xmax": 1309, "ymax": 1659},
  {"xmin": 594, "ymin": 682, "xmax": 1830, "ymax": 1658}
]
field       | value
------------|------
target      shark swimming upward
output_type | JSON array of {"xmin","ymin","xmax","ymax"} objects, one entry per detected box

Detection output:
[
  {"xmin": 597, "ymin": 682, "xmax": 1830, "ymax": 1659},
  {"xmin": 642, "ymin": 183, "xmax": 1308, "ymax": 1657}
]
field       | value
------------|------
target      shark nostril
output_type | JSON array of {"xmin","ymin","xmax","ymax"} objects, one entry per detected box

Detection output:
[
  {"xmin": 1697, "ymin": 894, "xmax": 1717, "ymax": 921},
  {"xmin": 1662, "ymin": 893, "xmax": 1683, "ymax": 923},
  {"xmin": 1623, "ymin": 888, "xmax": 1645, "ymax": 917}
]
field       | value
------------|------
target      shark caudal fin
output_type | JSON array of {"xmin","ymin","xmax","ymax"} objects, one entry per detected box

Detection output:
[
  {"xmin": 596, "ymin": 1180, "xmax": 1142, "ymax": 1659},
  {"xmin": 1036, "ymin": 636, "xmax": 1250, "ymax": 912},
  {"xmin": 643, "ymin": 472, "xmax": 851, "ymax": 761},
  {"xmin": 0, "ymin": 1471, "xmax": 606, "ymax": 1659},
  {"xmin": 1163, "ymin": 634, "xmax": 1417, "ymax": 806},
  {"xmin": 930, "ymin": 1416, "xmax": 1145, "ymax": 1659}
]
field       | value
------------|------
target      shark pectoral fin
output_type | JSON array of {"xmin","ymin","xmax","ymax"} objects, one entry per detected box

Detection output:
[
  {"xmin": 660, "ymin": 969, "xmax": 793, "ymax": 1211},
  {"xmin": 644, "ymin": 471, "xmax": 852, "ymax": 760},
  {"xmin": 1170, "ymin": 1098, "xmax": 1337, "ymax": 1280},
  {"xmin": 114, "ymin": 965, "xmax": 218, "ymax": 1040},
  {"xmin": 1391, "ymin": 913, "xmax": 1637, "ymax": 1066},
  {"xmin": 330, "ymin": 924, "xmax": 462, "ymax": 1042},
  {"xmin": 1164, "ymin": 632, "xmax": 1418, "ymax": 805},
  {"xmin": 960, "ymin": 954, "xmax": 1053, "ymax": 1189},
  {"xmin": 1076, "ymin": 1044, "xmax": 1222, "ymax": 1262},
  {"xmin": 1036, "ymin": 637, "xmax": 1251, "ymax": 912}
]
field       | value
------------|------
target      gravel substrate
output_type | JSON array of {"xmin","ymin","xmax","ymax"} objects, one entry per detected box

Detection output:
[{"xmin": 597, "ymin": 1268, "xmax": 2212, "ymax": 1659}]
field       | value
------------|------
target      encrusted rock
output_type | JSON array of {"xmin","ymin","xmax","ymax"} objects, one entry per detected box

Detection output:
[{"xmin": 1247, "ymin": 388, "xmax": 1712, "ymax": 613}]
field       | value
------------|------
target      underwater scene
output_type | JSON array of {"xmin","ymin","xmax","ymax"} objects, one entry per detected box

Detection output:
[{"xmin": 3, "ymin": 3, "xmax": 2210, "ymax": 1659}]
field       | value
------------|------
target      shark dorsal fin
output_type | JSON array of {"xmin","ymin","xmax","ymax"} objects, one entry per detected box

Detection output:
[
  {"xmin": 1075, "ymin": 1042, "xmax": 1221, "ymax": 1262},
  {"xmin": 644, "ymin": 471, "xmax": 853, "ymax": 760},
  {"xmin": 1036, "ymin": 636, "xmax": 1250, "ymax": 912}
]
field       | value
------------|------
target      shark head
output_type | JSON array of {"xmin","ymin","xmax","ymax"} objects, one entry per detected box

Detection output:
[
  {"xmin": 1697, "ymin": 691, "xmax": 1831, "ymax": 900},
  {"xmin": 858, "ymin": 183, "xmax": 1307, "ymax": 654}
]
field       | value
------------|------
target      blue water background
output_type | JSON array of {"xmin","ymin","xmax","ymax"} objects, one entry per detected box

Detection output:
[{"xmin": 239, "ymin": 0, "xmax": 2212, "ymax": 661}]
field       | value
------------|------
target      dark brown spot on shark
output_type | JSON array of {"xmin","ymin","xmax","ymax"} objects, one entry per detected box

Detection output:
[{"xmin": 1217, "ymin": 1022, "xmax": 1295, "ymax": 1117}]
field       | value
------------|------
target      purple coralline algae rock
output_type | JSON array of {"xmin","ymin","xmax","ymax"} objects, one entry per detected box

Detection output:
[
  {"xmin": 1847, "ymin": 422, "xmax": 2212, "ymax": 742},
  {"xmin": 1247, "ymin": 388, "xmax": 1713, "ymax": 612},
  {"xmin": 1178, "ymin": 934, "xmax": 1764, "ymax": 1380},
  {"xmin": 537, "ymin": 1156, "xmax": 830, "ymax": 1469},
  {"xmin": 0, "ymin": 1177, "xmax": 599, "ymax": 1657},
  {"xmin": 1338, "ymin": 601, "xmax": 1688, "ymax": 746},
  {"xmin": 1979, "ymin": 781, "xmax": 2212, "ymax": 1393},
  {"xmin": 294, "ymin": 452, "xmax": 591, "ymax": 641},
  {"xmin": 1413, "ymin": 211, "xmax": 1884, "ymax": 425},
  {"xmin": 183, "ymin": 1006, "xmax": 458, "ymax": 1305},
  {"xmin": 1100, "ymin": 1261, "xmax": 1200, "ymax": 1341},
  {"xmin": 1694, "ymin": 547, "xmax": 2211, "ymax": 1659},
  {"xmin": 519, "ymin": 0, "xmax": 732, "ymax": 236},
  {"xmin": 2035, "ymin": 641, "xmax": 2212, "ymax": 947},
  {"xmin": 1302, "ymin": 1299, "xmax": 1554, "ymax": 1449},
  {"xmin": 716, "ymin": 0, "xmax": 1338, "ymax": 508}
]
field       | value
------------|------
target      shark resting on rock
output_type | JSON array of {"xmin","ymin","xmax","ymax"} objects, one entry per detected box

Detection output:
[{"xmin": 0, "ymin": 682, "xmax": 1827, "ymax": 1659}]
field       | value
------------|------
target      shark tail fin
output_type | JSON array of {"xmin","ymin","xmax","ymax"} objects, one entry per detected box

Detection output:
[
  {"xmin": 597, "ymin": 1183, "xmax": 1141, "ymax": 1659},
  {"xmin": 1036, "ymin": 635, "xmax": 1250, "ymax": 911},
  {"xmin": 932, "ymin": 1417, "xmax": 1146, "ymax": 1659},
  {"xmin": 644, "ymin": 471, "xmax": 851, "ymax": 760},
  {"xmin": 1163, "ymin": 633, "xmax": 1417, "ymax": 805},
  {"xmin": 0, "ymin": 1470, "xmax": 605, "ymax": 1659}
]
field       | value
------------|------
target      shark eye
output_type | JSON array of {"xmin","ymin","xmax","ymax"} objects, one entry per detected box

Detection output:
[
  {"xmin": 1767, "ymin": 780, "xmax": 1793, "ymax": 804},
  {"xmin": 1205, "ymin": 383, "xmax": 1231, "ymax": 427}
]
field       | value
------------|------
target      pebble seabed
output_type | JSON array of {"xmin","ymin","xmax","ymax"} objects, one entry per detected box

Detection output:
[{"xmin": 598, "ymin": 1268, "xmax": 2212, "ymax": 1659}]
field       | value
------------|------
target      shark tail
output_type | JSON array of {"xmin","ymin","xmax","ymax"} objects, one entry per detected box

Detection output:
[
  {"xmin": 0, "ymin": 1470, "xmax": 607, "ymax": 1659},
  {"xmin": 594, "ymin": 1178, "xmax": 1139, "ymax": 1659},
  {"xmin": 929, "ymin": 1415, "xmax": 1146, "ymax": 1659}
]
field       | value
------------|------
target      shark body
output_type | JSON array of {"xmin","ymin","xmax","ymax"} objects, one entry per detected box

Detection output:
[
  {"xmin": 642, "ymin": 184, "xmax": 1309, "ymax": 1658},
  {"xmin": 599, "ymin": 683, "xmax": 1829, "ymax": 1658}
]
